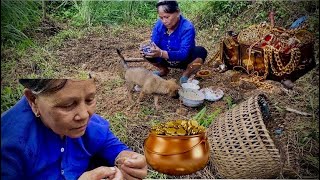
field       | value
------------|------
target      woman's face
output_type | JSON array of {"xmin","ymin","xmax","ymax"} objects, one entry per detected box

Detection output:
[
  {"xmin": 158, "ymin": 6, "xmax": 180, "ymax": 30},
  {"xmin": 35, "ymin": 80, "xmax": 96, "ymax": 138}
]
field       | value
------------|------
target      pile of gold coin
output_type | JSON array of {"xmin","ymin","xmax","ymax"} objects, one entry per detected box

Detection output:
[{"xmin": 151, "ymin": 120, "xmax": 206, "ymax": 136}]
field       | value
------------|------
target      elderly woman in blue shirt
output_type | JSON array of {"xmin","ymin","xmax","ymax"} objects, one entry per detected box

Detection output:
[
  {"xmin": 1, "ymin": 79, "xmax": 147, "ymax": 180},
  {"xmin": 142, "ymin": 0, "xmax": 208, "ymax": 84}
]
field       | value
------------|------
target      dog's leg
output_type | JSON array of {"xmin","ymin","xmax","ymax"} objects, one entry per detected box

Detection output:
[
  {"xmin": 154, "ymin": 95, "xmax": 161, "ymax": 110},
  {"xmin": 126, "ymin": 82, "xmax": 135, "ymax": 103},
  {"xmin": 125, "ymin": 83, "xmax": 136, "ymax": 111},
  {"xmin": 137, "ymin": 91, "xmax": 145, "ymax": 103}
]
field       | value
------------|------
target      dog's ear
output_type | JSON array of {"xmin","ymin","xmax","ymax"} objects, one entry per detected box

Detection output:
[{"xmin": 88, "ymin": 71, "xmax": 98, "ymax": 82}]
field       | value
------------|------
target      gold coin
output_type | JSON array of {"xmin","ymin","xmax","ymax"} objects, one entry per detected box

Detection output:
[
  {"xmin": 151, "ymin": 120, "xmax": 206, "ymax": 136},
  {"xmin": 190, "ymin": 120, "xmax": 198, "ymax": 126},
  {"xmin": 166, "ymin": 121, "xmax": 175, "ymax": 127},
  {"xmin": 166, "ymin": 128, "xmax": 176, "ymax": 134},
  {"xmin": 177, "ymin": 128, "xmax": 187, "ymax": 135}
]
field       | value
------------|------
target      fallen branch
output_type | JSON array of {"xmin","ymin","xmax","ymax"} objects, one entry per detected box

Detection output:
[
  {"xmin": 125, "ymin": 57, "xmax": 146, "ymax": 62},
  {"xmin": 285, "ymin": 107, "xmax": 312, "ymax": 116}
]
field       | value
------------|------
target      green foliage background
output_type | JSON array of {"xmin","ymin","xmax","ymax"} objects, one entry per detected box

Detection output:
[{"xmin": 2, "ymin": 1, "xmax": 319, "ymax": 46}]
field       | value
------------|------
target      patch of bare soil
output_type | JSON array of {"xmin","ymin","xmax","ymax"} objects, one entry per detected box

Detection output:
[
  {"xmin": 26, "ymin": 17, "xmax": 63, "ymax": 44},
  {"xmin": 53, "ymin": 26, "xmax": 319, "ymax": 178}
]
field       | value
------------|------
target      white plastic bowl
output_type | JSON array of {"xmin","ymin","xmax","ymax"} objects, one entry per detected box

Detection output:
[
  {"xmin": 181, "ymin": 83, "xmax": 200, "ymax": 91},
  {"xmin": 200, "ymin": 88, "xmax": 224, "ymax": 102},
  {"xmin": 178, "ymin": 89, "xmax": 205, "ymax": 107},
  {"xmin": 187, "ymin": 78, "xmax": 200, "ymax": 85}
]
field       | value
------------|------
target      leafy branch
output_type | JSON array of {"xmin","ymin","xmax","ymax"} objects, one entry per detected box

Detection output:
[{"xmin": 192, "ymin": 106, "xmax": 222, "ymax": 128}]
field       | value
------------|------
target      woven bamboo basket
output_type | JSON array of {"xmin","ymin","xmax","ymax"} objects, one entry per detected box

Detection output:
[{"xmin": 208, "ymin": 94, "xmax": 281, "ymax": 179}]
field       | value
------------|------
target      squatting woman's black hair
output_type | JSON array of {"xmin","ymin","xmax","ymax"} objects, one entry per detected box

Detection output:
[{"xmin": 156, "ymin": 0, "xmax": 179, "ymax": 13}]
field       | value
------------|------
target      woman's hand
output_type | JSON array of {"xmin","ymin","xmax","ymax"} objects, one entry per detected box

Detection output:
[
  {"xmin": 78, "ymin": 166, "xmax": 123, "ymax": 180},
  {"xmin": 140, "ymin": 42, "xmax": 163, "ymax": 59},
  {"xmin": 139, "ymin": 46, "xmax": 146, "ymax": 57},
  {"xmin": 115, "ymin": 150, "xmax": 148, "ymax": 180}
]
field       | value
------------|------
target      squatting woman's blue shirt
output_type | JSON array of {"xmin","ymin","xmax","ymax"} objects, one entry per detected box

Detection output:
[
  {"xmin": 1, "ymin": 96, "xmax": 130, "ymax": 180},
  {"xmin": 151, "ymin": 15, "xmax": 196, "ymax": 66}
]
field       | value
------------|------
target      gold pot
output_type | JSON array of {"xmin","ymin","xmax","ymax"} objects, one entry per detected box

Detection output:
[{"xmin": 143, "ymin": 132, "xmax": 210, "ymax": 176}]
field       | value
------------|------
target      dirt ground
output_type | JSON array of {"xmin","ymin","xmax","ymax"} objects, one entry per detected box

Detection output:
[{"xmin": 4, "ymin": 21, "xmax": 318, "ymax": 178}]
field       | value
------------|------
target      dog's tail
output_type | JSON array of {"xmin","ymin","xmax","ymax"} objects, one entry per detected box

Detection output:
[{"xmin": 116, "ymin": 49, "xmax": 129, "ymax": 69}]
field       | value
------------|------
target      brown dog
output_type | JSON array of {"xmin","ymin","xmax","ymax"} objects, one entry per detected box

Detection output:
[{"xmin": 116, "ymin": 49, "xmax": 180, "ymax": 110}]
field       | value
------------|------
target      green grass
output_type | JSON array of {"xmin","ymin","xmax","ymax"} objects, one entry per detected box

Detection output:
[
  {"xmin": 1, "ymin": 39, "xmax": 59, "ymax": 112},
  {"xmin": 149, "ymin": 119, "xmax": 161, "ymax": 127},
  {"xmin": 47, "ymin": 29, "xmax": 86, "ymax": 49},
  {"xmin": 108, "ymin": 112, "xmax": 128, "ymax": 143},
  {"xmin": 67, "ymin": 1, "xmax": 157, "ymax": 27},
  {"xmin": 104, "ymin": 78, "xmax": 125, "ymax": 91},
  {"xmin": 146, "ymin": 169, "xmax": 167, "ymax": 179},
  {"xmin": 1, "ymin": 0, "xmax": 41, "ymax": 46},
  {"xmin": 136, "ymin": 106, "xmax": 157, "ymax": 121},
  {"xmin": 1, "ymin": 85, "xmax": 24, "ymax": 114},
  {"xmin": 71, "ymin": 70, "xmax": 91, "ymax": 80},
  {"xmin": 14, "ymin": 46, "xmax": 57, "ymax": 79},
  {"xmin": 179, "ymin": 1, "xmax": 250, "ymax": 30},
  {"xmin": 305, "ymin": 155, "xmax": 319, "ymax": 170},
  {"xmin": 223, "ymin": 96, "xmax": 236, "ymax": 110},
  {"xmin": 193, "ymin": 106, "xmax": 222, "ymax": 127},
  {"xmin": 140, "ymin": 106, "xmax": 156, "ymax": 116},
  {"xmin": 291, "ymin": 118, "xmax": 319, "ymax": 175}
]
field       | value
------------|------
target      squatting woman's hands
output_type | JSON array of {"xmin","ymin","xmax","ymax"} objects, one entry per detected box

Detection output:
[
  {"xmin": 115, "ymin": 150, "xmax": 147, "ymax": 180},
  {"xmin": 140, "ymin": 42, "xmax": 163, "ymax": 59},
  {"xmin": 149, "ymin": 42, "xmax": 163, "ymax": 58},
  {"xmin": 78, "ymin": 166, "xmax": 123, "ymax": 180},
  {"xmin": 139, "ymin": 44, "xmax": 146, "ymax": 57}
]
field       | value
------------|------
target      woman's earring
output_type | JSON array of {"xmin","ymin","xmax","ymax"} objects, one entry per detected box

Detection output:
[{"xmin": 35, "ymin": 112, "xmax": 40, "ymax": 117}]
